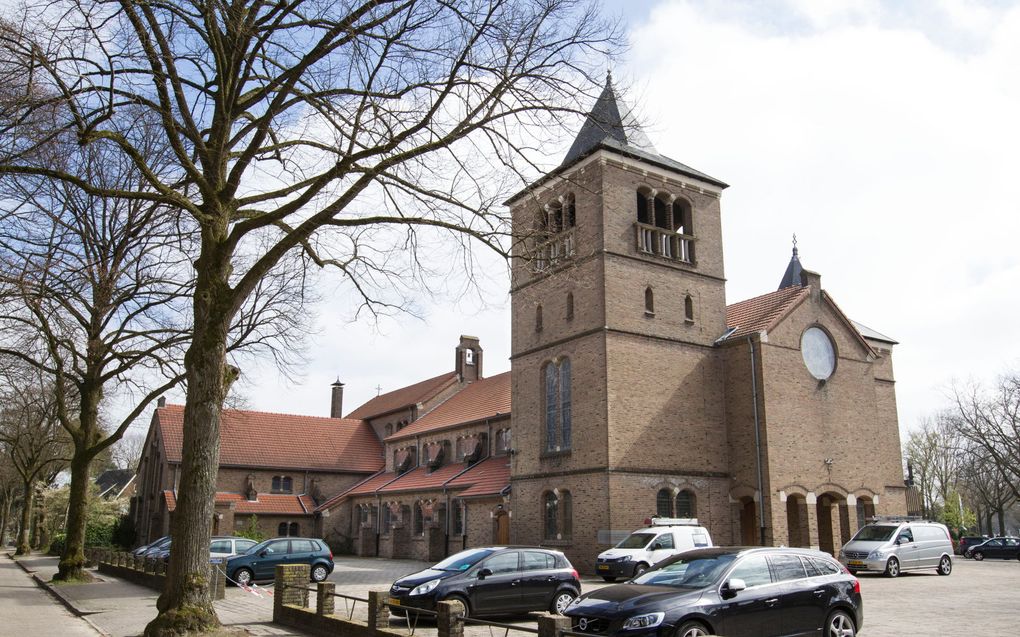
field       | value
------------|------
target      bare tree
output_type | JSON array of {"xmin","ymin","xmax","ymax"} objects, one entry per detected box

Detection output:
[
  {"xmin": 0, "ymin": 369, "xmax": 71, "ymax": 555},
  {"xmin": 0, "ymin": 452, "xmax": 20, "ymax": 546},
  {"xmin": 951, "ymin": 374, "xmax": 1020, "ymax": 502},
  {"xmin": 904, "ymin": 412, "xmax": 966, "ymax": 517},
  {"xmin": 0, "ymin": 1, "xmax": 619, "ymax": 633},
  {"xmin": 112, "ymin": 431, "xmax": 147, "ymax": 472},
  {"xmin": 959, "ymin": 443, "xmax": 1016, "ymax": 535}
]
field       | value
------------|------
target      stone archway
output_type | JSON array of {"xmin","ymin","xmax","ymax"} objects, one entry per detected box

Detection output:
[
  {"xmin": 786, "ymin": 494, "xmax": 810, "ymax": 548},
  {"xmin": 739, "ymin": 498, "xmax": 758, "ymax": 545},
  {"xmin": 816, "ymin": 492, "xmax": 851, "ymax": 556}
]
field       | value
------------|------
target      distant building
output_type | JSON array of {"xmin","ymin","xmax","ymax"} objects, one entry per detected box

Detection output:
[{"xmin": 95, "ymin": 469, "xmax": 135, "ymax": 500}]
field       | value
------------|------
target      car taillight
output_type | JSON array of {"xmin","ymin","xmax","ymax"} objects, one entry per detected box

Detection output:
[
  {"xmin": 852, "ymin": 578, "xmax": 861, "ymax": 595},
  {"xmin": 571, "ymin": 569, "xmax": 579, "ymax": 581},
  {"xmin": 329, "ymin": 550, "xmax": 334, "ymax": 560}
]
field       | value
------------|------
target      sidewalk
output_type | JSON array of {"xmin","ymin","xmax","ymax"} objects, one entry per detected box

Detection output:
[
  {"xmin": 0, "ymin": 553, "xmax": 100, "ymax": 636},
  {"xmin": 5, "ymin": 552, "xmax": 312, "ymax": 636}
]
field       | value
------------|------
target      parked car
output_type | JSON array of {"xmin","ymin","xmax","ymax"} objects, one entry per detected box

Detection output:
[
  {"xmin": 132, "ymin": 536, "xmax": 169, "ymax": 556},
  {"xmin": 154, "ymin": 536, "xmax": 259, "ymax": 563},
  {"xmin": 957, "ymin": 535, "xmax": 988, "ymax": 556},
  {"xmin": 966, "ymin": 536, "xmax": 1020, "ymax": 561},
  {"xmin": 566, "ymin": 547, "xmax": 862, "ymax": 637},
  {"xmin": 226, "ymin": 537, "xmax": 333, "ymax": 585},
  {"xmin": 388, "ymin": 547, "xmax": 580, "ymax": 617},
  {"xmin": 595, "ymin": 517, "xmax": 713, "ymax": 581},
  {"xmin": 838, "ymin": 519, "xmax": 953, "ymax": 577}
]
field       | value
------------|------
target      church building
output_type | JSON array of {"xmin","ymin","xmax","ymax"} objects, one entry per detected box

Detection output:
[{"xmin": 132, "ymin": 76, "xmax": 906, "ymax": 571}]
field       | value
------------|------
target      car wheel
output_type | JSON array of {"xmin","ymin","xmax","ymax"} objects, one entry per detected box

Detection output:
[
  {"xmin": 826, "ymin": 610, "xmax": 856, "ymax": 637},
  {"xmin": 675, "ymin": 620, "xmax": 711, "ymax": 637},
  {"xmin": 233, "ymin": 568, "xmax": 254, "ymax": 587},
  {"xmin": 602, "ymin": 576, "xmax": 617, "ymax": 582},
  {"xmin": 884, "ymin": 557, "xmax": 900, "ymax": 578},
  {"xmin": 937, "ymin": 555, "xmax": 952, "ymax": 576},
  {"xmin": 550, "ymin": 591, "xmax": 575, "ymax": 615},
  {"xmin": 972, "ymin": 551, "xmax": 985, "ymax": 561},
  {"xmin": 633, "ymin": 563, "xmax": 649, "ymax": 578},
  {"xmin": 443, "ymin": 595, "xmax": 470, "ymax": 618},
  {"xmin": 311, "ymin": 564, "xmax": 329, "ymax": 582}
]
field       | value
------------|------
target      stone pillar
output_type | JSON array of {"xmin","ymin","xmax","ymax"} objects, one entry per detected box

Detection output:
[
  {"xmin": 829, "ymin": 504, "xmax": 844, "ymax": 556},
  {"xmin": 316, "ymin": 582, "xmax": 335, "ymax": 616},
  {"xmin": 538, "ymin": 612, "xmax": 571, "ymax": 637},
  {"xmin": 805, "ymin": 493, "xmax": 820, "ymax": 551},
  {"xmin": 437, "ymin": 599, "xmax": 464, "ymax": 637},
  {"xmin": 273, "ymin": 564, "xmax": 310, "ymax": 622},
  {"xmin": 368, "ymin": 590, "xmax": 390, "ymax": 630},
  {"xmin": 846, "ymin": 499, "xmax": 859, "ymax": 536}
]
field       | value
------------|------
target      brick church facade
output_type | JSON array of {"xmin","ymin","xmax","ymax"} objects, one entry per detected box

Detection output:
[{"xmin": 132, "ymin": 77, "xmax": 906, "ymax": 570}]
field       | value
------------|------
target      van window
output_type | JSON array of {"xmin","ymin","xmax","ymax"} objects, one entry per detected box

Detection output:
[
  {"xmin": 616, "ymin": 532, "xmax": 656, "ymax": 549},
  {"xmin": 851, "ymin": 525, "xmax": 897, "ymax": 542},
  {"xmin": 654, "ymin": 533, "xmax": 675, "ymax": 550},
  {"xmin": 692, "ymin": 531, "xmax": 710, "ymax": 547},
  {"xmin": 210, "ymin": 540, "xmax": 231, "ymax": 554},
  {"xmin": 897, "ymin": 529, "xmax": 914, "ymax": 543}
]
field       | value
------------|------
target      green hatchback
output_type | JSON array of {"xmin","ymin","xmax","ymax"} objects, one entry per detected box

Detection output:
[{"xmin": 226, "ymin": 537, "xmax": 334, "ymax": 585}]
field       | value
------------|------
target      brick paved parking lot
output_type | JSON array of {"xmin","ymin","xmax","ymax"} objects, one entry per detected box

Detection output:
[{"xmin": 303, "ymin": 554, "xmax": 1019, "ymax": 637}]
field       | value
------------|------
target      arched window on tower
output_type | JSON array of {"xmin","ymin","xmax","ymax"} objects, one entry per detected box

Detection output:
[
  {"xmin": 684, "ymin": 294, "xmax": 694, "ymax": 323},
  {"xmin": 673, "ymin": 199, "xmax": 695, "ymax": 263},
  {"xmin": 636, "ymin": 190, "xmax": 651, "ymax": 225},
  {"xmin": 645, "ymin": 287, "xmax": 655, "ymax": 315},
  {"xmin": 536, "ymin": 305, "xmax": 543, "ymax": 332},
  {"xmin": 675, "ymin": 490, "xmax": 697, "ymax": 518},
  {"xmin": 543, "ymin": 359, "xmax": 572, "ymax": 452},
  {"xmin": 566, "ymin": 292, "xmax": 574, "ymax": 320},
  {"xmin": 564, "ymin": 193, "xmax": 576, "ymax": 228},
  {"xmin": 656, "ymin": 489, "xmax": 673, "ymax": 517}
]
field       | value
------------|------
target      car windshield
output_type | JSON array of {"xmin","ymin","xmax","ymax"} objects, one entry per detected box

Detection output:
[
  {"xmin": 850, "ymin": 525, "xmax": 897, "ymax": 542},
  {"xmin": 615, "ymin": 533, "xmax": 656, "ymax": 549},
  {"xmin": 432, "ymin": 548, "xmax": 496, "ymax": 572},
  {"xmin": 631, "ymin": 554, "xmax": 737, "ymax": 588}
]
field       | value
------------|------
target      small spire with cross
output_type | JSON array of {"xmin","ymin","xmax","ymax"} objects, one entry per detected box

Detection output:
[
  {"xmin": 792, "ymin": 233, "xmax": 798, "ymax": 255},
  {"xmin": 375, "ymin": 384, "xmax": 382, "ymax": 396}
]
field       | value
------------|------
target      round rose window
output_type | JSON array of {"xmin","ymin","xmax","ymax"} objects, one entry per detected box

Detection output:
[{"xmin": 801, "ymin": 327, "xmax": 836, "ymax": 380}]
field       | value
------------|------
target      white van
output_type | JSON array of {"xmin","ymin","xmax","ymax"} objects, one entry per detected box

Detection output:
[
  {"xmin": 595, "ymin": 518, "xmax": 713, "ymax": 581},
  {"xmin": 838, "ymin": 517, "xmax": 954, "ymax": 577}
]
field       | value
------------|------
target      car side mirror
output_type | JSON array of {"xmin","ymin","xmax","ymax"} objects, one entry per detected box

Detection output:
[
  {"xmin": 721, "ymin": 578, "xmax": 746, "ymax": 598},
  {"xmin": 477, "ymin": 568, "xmax": 492, "ymax": 580},
  {"xmin": 652, "ymin": 543, "xmax": 663, "ymax": 551}
]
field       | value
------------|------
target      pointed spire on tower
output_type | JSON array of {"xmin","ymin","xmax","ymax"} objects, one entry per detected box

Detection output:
[{"xmin": 778, "ymin": 234, "xmax": 805, "ymax": 289}]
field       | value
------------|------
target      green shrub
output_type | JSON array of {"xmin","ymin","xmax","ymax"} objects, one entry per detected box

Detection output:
[
  {"xmin": 48, "ymin": 533, "xmax": 67, "ymax": 556},
  {"xmin": 111, "ymin": 515, "xmax": 136, "ymax": 548},
  {"xmin": 234, "ymin": 515, "xmax": 265, "ymax": 541},
  {"xmin": 84, "ymin": 521, "xmax": 115, "ymax": 547}
]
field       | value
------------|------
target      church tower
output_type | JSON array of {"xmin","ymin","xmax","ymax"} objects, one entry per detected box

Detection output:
[{"xmin": 508, "ymin": 76, "xmax": 734, "ymax": 569}]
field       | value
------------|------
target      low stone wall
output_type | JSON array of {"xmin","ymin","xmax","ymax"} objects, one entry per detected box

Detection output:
[{"xmin": 86, "ymin": 548, "xmax": 225, "ymax": 600}]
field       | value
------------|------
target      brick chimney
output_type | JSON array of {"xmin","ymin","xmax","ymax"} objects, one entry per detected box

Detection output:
[
  {"xmin": 455, "ymin": 335, "xmax": 483, "ymax": 383},
  {"xmin": 157, "ymin": 396, "xmax": 166, "ymax": 408},
  {"xmin": 330, "ymin": 379, "xmax": 345, "ymax": 418}
]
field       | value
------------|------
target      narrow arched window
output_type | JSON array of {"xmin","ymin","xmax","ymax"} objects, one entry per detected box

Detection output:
[
  {"xmin": 278, "ymin": 522, "xmax": 288, "ymax": 536},
  {"xmin": 384, "ymin": 423, "xmax": 393, "ymax": 437},
  {"xmin": 536, "ymin": 305, "xmax": 543, "ymax": 332},
  {"xmin": 656, "ymin": 489, "xmax": 673, "ymax": 517},
  {"xmin": 636, "ymin": 191, "xmax": 650, "ymax": 224},
  {"xmin": 562, "ymin": 490, "xmax": 573, "ymax": 538},
  {"xmin": 413, "ymin": 503, "xmax": 424, "ymax": 536},
  {"xmin": 565, "ymin": 193, "xmax": 576, "ymax": 228},
  {"xmin": 543, "ymin": 492, "xmax": 559, "ymax": 540},
  {"xmin": 684, "ymin": 295, "xmax": 694, "ymax": 322},
  {"xmin": 453, "ymin": 500, "xmax": 465, "ymax": 535},
  {"xmin": 544, "ymin": 358, "xmax": 572, "ymax": 452},
  {"xmin": 566, "ymin": 292, "xmax": 574, "ymax": 320},
  {"xmin": 289, "ymin": 522, "xmax": 299, "ymax": 536},
  {"xmin": 272, "ymin": 476, "xmax": 281, "ymax": 492},
  {"xmin": 281, "ymin": 476, "xmax": 293, "ymax": 493},
  {"xmin": 645, "ymin": 287, "xmax": 655, "ymax": 315},
  {"xmin": 676, "ymin": 491, "xmax": 696, "ymax": 518}
]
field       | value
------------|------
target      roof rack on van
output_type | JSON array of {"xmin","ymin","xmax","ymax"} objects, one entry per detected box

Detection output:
[
  {"xmin": 866, "ymin": 515, "xmax": 928, "ymax": 523},
  {"xmin": 646, "ymin": 517, "xmax": 700, "ymax": 527}
]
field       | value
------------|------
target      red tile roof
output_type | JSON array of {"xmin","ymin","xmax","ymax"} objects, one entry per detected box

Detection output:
[
  {"xmin": 315, "ymin": 471, "xmax": 401, "ymax": 510},
  {"xmin": 446, "ymin": 456, "xmax": 511, "ymax": 498},
  {"xmin": 156, "ymin": 405, "xmax": 383, "ymax": 473},
  {"xmin": 345, "ymin": 371, "xmax": 459, "ymax": 420},
  {"xmin": 377, "ymin": 463, "xmax": 471, "ymax": 493},
  {"xmin": 164, "ymin": 490, "xmax": 314, "ymax": 516},
  {"xmin": 724, "ymin": 286, "xmax": 809, "ymax": 339},
  {"xmin": 387, "ymin": 372, "xmax": 511, "ymax": 441}
]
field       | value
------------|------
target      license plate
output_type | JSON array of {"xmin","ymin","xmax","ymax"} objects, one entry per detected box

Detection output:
[
  {"xmin": 848, "ymin": 560, "xmax": 865, "ymax": 566},
  {"xmin": 597, "ymin": 564, "xmax": 609, "ymax": 570},
  {"xmin": 389, "ymin": 597, "xmax": 401, "ymax": 606}
]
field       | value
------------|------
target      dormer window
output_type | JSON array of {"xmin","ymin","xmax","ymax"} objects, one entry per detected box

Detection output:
[{"xmin": 424, "ymin": 442, "xmax": 446, "ymax": 470}]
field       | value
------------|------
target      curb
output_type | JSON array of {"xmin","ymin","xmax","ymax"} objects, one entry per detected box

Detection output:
[{"xmin": 4, "ymin": 553, "xmax": 109, "ymax": 637}]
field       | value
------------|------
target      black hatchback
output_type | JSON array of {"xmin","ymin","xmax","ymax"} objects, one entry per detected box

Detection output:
[
  {"xmin": 565, "ymin": 547, "xmax": 862, "ymax": 637},
  {"xmin": 388, "ymin": 547, "xmax": 580, "ymax": 617}
]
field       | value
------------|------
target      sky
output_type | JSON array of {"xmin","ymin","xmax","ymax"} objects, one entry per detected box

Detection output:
[{"xmin": 90, "ymin": 0, "xmax": 1019, "ymax": 444}]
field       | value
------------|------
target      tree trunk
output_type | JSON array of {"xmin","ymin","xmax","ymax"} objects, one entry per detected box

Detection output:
[
  {"xmin": 0, "ymin": 495, "xmax": 10, "ymax": 546},
  {"xmin": 56, "ymin": 452, "xmax": 92, "ymax": 580},
  {"xmin": 997, "ymin": 508, "xmax": 1005, "ymax": 535},
  {"xmin": 36, "ymin": 501, "xmax": 49, "ymax": 550},
  {"xmin": 15, "ymin": 482, "xmax": 33, "ymax": 555},
  {"xmin": 145, "ymin": 242, "xmax": 234, "ymax": 636}
]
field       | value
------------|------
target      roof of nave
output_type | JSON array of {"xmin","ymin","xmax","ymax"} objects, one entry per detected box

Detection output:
[
  {"xmin": 155, "ymin": 404, "xmax": 383, "ymax": 473},
  {"xmin": 385, "ymin": 371, "xmax": 511, "ymax": 442},
  {"xmin": 344, "ymin": 371, "xmax": 460, "ymax": 420}
]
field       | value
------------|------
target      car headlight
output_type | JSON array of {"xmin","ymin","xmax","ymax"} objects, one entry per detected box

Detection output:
[
  {"xmin": 622, "ymin": 612, "xmax": 664, "ymax": 630},
  {"xmin": 620, "ymin": 555, "xmax": 632, "ymax": 562},
  {"xmin": 868, "ymin": 550, "xmax": 886, "ymax": 560},
  {"xmin": 410, "ymin": 579, "xmax": 441, "ymax": 596}
]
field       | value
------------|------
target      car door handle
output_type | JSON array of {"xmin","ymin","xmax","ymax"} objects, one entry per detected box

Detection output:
[
  {"xmin": 813, "ymin": 589, "xmax": 826, "ymax": 597},
  {"xmin": 765, "ymin": 598, "xmax": 779, "ymax": 607}
]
